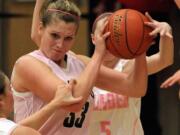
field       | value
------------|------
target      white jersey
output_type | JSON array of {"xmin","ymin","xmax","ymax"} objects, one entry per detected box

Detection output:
[
  {"xmin": 0, "ymin": 118, "xmax": 18, "ymax": 135},
  {"xmin": 89, "ymin": 60, "xmax": 143, "ymax": 135},
  {"xmin": 12, "ymin": 50, "xmax": 94, "ymax": 135}
]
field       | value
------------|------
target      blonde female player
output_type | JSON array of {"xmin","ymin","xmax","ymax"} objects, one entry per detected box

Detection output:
[
  {"xmin": 0, "ymin": 70, "xmax": 82, "ymax": 135},
  {"xmin": 11, "ymin": 0, "xmax": 147, "ymax": 135},
  {"xmin": 89, "ymin": 12, "xmax": 174, "ymax": 135}
]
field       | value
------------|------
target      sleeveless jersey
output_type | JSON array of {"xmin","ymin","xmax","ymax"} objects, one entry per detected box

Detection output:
[
  {"xmin": 0, "ymin": 118, "xmax": 18, "ymax": 135},
  {"xmin": 12, "ymin": 50, "xmax": 94, "ymax": 135},
  {"xmin": 89, "ymin": 60, "xmax": 143, "ymax": 135}
]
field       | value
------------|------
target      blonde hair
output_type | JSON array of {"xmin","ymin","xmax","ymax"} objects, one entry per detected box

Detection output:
[
  {"xmin": 40, "ymin": 0, "xmax": 81, "ymax": 27},
  {"xmin": 92, "ymin": 12, "xmax": 112, "ymax": 34}
]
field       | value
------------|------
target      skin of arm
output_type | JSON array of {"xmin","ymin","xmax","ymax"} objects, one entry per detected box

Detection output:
[
  {"xmin": 78, "ymin": 53, "xmax": 148, "ymax": 98},
  {"xmin": 28, "ymin": 1, "xmax": 147, "ymax": 109},
  {"xmin": 145, "ymin": 13, "xmax": 174, "ymax": 75},
  {"xmin": 175, "ymin": 0, "xmax": 180, "ymax": 8},
  {"xmin": 12, "ymin": 126, "xmax": 41, "ymax": 135},
  {"xmin": 11, "ymin": 20, "xmax": 110, "ymax": 112},
  {"xmin": 78, "ymin": 17, "xmax": 148, "ymax": 98},
  {"xmin": 31, "ymin": 0, "xmax": 43, "ymax": 46},
  {"xmin": 18, "ymin": 80, "xmax": 82, "ymax": 130}
]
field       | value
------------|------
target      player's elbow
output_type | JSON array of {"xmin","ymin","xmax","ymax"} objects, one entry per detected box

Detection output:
[
  {"xmin": 31, "ymin": 33, "xmax": 40, "ymax": 46},
  {"xmin": 162, "ymin": 56, "xmax": 174, "ymax": 69},
  {"xmin": 132, "ymin": 82, "xmax": 147, "ymax": 98},
  {"xmin": 31, "ymin": 32, "xmax": 36, "ymax": 42},
  {"xmin": 137, "ymin": 88, "xmax": 147, "ymax": 97},
  {"xmin": 139, "ymin": 88, "xmax": 147, "ymax": 97},
  {"xmin": 168, "ymin": 56, "xmax": 174, "ymax": 66}
]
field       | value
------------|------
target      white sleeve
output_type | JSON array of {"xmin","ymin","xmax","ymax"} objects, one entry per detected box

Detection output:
[{"xmin": 0, "ymin": 118, "xmax": 18, "ymax": 135}]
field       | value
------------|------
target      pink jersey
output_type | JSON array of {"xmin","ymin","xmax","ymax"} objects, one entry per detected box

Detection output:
[
  {"xmin": 89, "ymin": 60, "xmax": 143, "ymax": 135},
  {"xmin": 12, "ymin": 50, "xmax": 94, "ymax": 135}
]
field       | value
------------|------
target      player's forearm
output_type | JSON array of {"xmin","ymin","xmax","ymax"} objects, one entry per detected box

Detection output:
[
  {"xmin": 19, "ymin": 101, "xmax": 57, "ymax": 130},
  {"xmin": 31, "ymin": 0, "xmax": 44, "ymax": 46},
  {"xmin": 127, "ymin": 53, "xmax": 148, "ymax": 97},
  {"xmin": 159, "ymin": 35, "xmax": 174, "ymax": 67},
  {"xmin": 146, "ymin": 36, "xmax": 174, "ymax": 75},
  {"xmin": 73, "ymin": 52, "xmax": 104, "ymax": 109}
]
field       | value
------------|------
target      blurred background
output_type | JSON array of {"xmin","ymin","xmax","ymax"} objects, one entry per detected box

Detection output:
[{"xmin": 0, "ymin": 0, "xmax": 179, "ymax": 135}]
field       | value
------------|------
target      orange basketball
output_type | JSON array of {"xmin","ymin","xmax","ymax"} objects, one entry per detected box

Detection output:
[{"xmin": 105, "ymin": 9, "xmax": 153, "ymax": 59}]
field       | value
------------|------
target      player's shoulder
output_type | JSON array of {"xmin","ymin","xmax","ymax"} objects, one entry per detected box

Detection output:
[{"xmin": 14, "ymin": 51, "xmax": 51, "ymax": 73}]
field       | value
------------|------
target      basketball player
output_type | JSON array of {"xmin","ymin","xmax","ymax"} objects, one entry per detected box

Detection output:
[
  {"xmin": 89, "ymin": 12, "xmax": 174, "ymax": 135},
  {"xmin": 0, "ymin": 70, "xmax": 82, "ymax": 135},
  {"xmin": 11, "ymin": 0, "xmax": 148, "ymax": 135}
]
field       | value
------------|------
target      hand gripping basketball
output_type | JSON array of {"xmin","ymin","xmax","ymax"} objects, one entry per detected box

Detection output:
[{"xmin": 105, "ymin": 9, "xmax": 153, "ymax": 59}]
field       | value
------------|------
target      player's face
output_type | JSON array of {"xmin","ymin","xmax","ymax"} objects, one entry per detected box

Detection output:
[{"xmin": 39, "ymin": 20, "xmax": 77, "ymax": 62}]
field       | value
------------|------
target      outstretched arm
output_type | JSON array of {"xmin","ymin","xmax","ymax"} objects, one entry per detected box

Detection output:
[{"xmin": 161, "ymin": 70, "xmax": 180, "ymax": 88}]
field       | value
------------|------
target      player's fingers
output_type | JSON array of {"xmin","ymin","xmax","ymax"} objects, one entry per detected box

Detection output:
[
  {"xmin": 68, "ymin": 79, "xmax": 77, "ymax": 85},
  {"xmin": 160, "ymin": 78, "xmax": 173, "ymax": 88},
  {"xmin": 160, "ymin": 29, "xmax": 166, "ymax": 36},
  {"xmin": 145, "ymin": 12, "xmax": 153, "ymax": 22},
  {"xmin": 149, "ymin": 28, "xmax": 160, "ymax": 36},
  {"xmin": 167, "ymin": 79, "xmax": 178, "ymax": 86},
  {"xmin": 69, "ymin": 96, "xmax": 83, "ymax": 104},
  {"xmin": 165, "ymin": 32, "xmax": 173, "ymax": 38},
  {"xmin": 103, "ymin": 32, "xmax": 110, "ymax": 39},
  {"xmin": 144, "ymin": 22, "xmax": 156, "ymax": 29}
]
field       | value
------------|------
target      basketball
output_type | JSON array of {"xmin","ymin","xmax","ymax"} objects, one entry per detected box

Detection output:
[{"xmin": 105, "ymin": 9, "xmax": 153, "ymax": 59}]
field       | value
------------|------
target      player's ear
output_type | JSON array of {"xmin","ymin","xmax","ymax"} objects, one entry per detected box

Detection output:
[{"xmin": 38, "ymin": 22, "xmax": 44, "ymax": 36}]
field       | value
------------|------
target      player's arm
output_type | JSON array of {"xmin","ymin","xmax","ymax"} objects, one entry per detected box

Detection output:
[
  {"xmin": 123, "ymin": 13, "xmax": 174, "ymax": 76},
  {"xmin": 31, "ymin": 0, "xmax": 44, "ymax": 46},
  {"xmin": 18, "ymin": 80, "xmax": 82, "ymax": 130},
  {"xmin": 145, "ymin": 12, "xmax": 174, "ymax": 75},
  {"xmin": 11, "ymin": 126, "xmax": 41, "ymax": 135},
  {"xmin": 11, "ymin": 24, "xmax": 109, "ymax": 112},
  {"xmin": 175, "ymin": 0, "xmax": 180, "ymax": 8},
  {"xmin": 11, "ymin": 55, "xmax": 83, "ymax": 112},
  {"xmin": 78, "ymin": 53, "xmax": 148, "ymax": 98}
]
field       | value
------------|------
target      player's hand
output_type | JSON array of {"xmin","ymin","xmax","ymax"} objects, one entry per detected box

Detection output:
[
  {"xmin": 52, "ymin": 79, "xmax": 83, "ymax": 107},
  {"xmin": 144, "ymin": 12, "xmax": 173, "ymax": 38},
  {"xmin": 93, "ymin": 17, "xmax": 110, "ymax": 55},
  {"xmin": 161, "ymin": 70, "xmax": 180, "ymax": 88}
]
